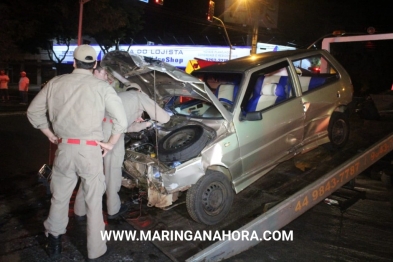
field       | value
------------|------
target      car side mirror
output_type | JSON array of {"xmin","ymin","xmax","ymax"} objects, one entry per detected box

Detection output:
[{"xmin": 240, "ymin": 111, "xmax": 263, "ymax": 121}]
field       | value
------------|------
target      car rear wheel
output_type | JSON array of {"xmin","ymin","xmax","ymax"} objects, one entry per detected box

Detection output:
[
  {"xmin": 328, "ymin": 112, "xmax": 349, "ymax": 149},
  {"xmin": 186, "ymin": 170, "xmax": 234, "ymax": 225},
  {"xmin": 158, "ymin": 125, "xmax": 209, "ymax": 162}
]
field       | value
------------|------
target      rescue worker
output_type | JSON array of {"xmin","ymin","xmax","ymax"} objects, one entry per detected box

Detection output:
[
  {"xmin": 74, "ymin": 69, "xmax": 170, "ymax": 220},
  {"xmin": 27, "ymin": 45, "xmax": 128, "ymax": 260}
]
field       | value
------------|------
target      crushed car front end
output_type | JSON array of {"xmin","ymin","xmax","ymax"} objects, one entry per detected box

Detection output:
[{"xmin": 101, "ymin": 51, "xmax": 235, "ymax": 209}]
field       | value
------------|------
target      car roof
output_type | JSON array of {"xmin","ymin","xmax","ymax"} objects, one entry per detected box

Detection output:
[{"xmin": 193, "ymin": 49, "xmax": 321, "ymax": 73}]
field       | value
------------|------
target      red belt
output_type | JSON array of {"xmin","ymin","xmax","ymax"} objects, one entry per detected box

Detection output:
[
  {"xmin": 103, "ymin": 118, "xmax": 113, "ymax": 123},
  {"xmin": 58, "ymin": 138, "xmax": 98, "ymax": 146}
]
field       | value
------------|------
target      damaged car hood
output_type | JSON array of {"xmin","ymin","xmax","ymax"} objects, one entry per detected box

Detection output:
[
  {"xmin": 101, "ymin": 50, "xmax": 232, "ymax": 121},
  {"xmin": 101, "ymin": 51, "xmax": 209, "ymax": 102}
]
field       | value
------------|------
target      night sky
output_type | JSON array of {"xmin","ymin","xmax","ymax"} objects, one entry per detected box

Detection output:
[{"xmin": 135, "ymin": 0, "xmax": 393, "ymax": 48}]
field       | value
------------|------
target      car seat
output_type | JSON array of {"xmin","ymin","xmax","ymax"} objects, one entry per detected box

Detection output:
[
  {"xmin": 245, "ymin": 75, "xmax": 287, "ymax": 112},
  {"xmin": 215, "ymin": 83, "xmax": 239, "ymax": 109}
]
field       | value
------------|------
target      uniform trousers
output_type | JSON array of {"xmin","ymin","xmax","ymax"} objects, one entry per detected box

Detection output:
[
  {"xmin": 74, "ymin": 122, "xmax": 124, "ymax": 216},
  {"xmin": 44, "ymin": 142, "xmax": 107, "ymax": 259}
]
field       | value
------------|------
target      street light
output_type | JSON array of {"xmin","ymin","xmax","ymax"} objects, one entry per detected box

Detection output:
[
  {"xmin": 78, "ymin": 0, "xmax": 91, "ymax": 46},
  {"xmin": 213, "ymin": 16, "xmax": 234, "ymax": 60}
]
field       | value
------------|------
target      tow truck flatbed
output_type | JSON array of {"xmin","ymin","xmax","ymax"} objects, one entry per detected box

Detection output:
[{"xmin": 122, "ymin": 115, "xmax": 393, "ymax": 262}]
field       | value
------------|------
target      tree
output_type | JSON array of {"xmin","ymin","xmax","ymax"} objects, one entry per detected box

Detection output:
[
  {"xmin": 36, "ymin": 0, "xmax": 80, "ymax": 64},
  {"xmin": 0, "ymin": 0, "xmax": 79, "ymax": 63},
  {"xmin": 83, "ymin": 0, "xmax": 145, "ymax": 54},
  {"xmin": 0, "ymin": 0, "xmax": 144, "ymax": 63}
]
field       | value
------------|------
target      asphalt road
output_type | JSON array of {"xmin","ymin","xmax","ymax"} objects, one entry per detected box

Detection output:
[
  {"xmin": 0, "ymin": 89, "xmax": 172, "ymax": 262},
  {"xmin": 0, "ymin": 89, "xmax": 393, "ymax": 262}
]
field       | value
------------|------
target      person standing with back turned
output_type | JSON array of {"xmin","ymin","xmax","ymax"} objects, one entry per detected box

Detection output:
[
  {"xmin": 74, "ymin": 67, "xmax": 170, "ymax": 221},
  {"xmin": 27, "ymin": 45, "xmax": 128, "ymax": 260}
]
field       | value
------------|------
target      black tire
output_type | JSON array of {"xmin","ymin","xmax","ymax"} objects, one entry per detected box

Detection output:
[
  {"xmin": 158, "ymin": 125, "xmax": 209, "ymax": 162},
  {"xmin": 186, "ymin": 170, "xmax": 234, "ymax": 225},
  {"xmin": 328, "ymin": 112, "xmax": 350, "ymax": 149}
]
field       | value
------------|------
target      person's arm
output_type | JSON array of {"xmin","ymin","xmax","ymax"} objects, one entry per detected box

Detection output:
[
  {"xmin": 127, "ymin": 121, "xmax": 149, "ymax": 132},
  {"xmin": 139, "ymin": 92, "xmax": 170, "ymax": 124},
  {"xmin": 98, "ymin": 84, "xmax": 128, "ymax": 156},
  {"xmin": 40, "ymin": 128, "xmax": 59, "ymax": 144},
  {"xmin": 27, "ymin": 83, "xmax": 51, "ymax": 130},
  {"xmin": 96, "ymin": 133, "xmax": 122, "ymax": 157}
]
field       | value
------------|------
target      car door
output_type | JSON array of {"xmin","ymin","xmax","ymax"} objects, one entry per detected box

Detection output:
[
  {"xmin": 232, "ymin": 61, "xmax": 305, "ymax": 191},
  {"xmin": 290, "ymin": 53, "xmax": 341, "ymax": 142}
]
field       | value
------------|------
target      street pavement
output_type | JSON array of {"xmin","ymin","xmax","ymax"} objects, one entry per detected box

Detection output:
[{"xmin": 0, "ymin": 84, "xmax": 40, "ymax": 113}]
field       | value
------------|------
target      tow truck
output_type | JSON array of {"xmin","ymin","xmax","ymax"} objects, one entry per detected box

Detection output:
[
  {"xmin": 38, "ymin": 94, "xmax": 393, "ymax": 262},
  {"xmin": 35, "ymin": 107, "xmax": 393, "ymax": 261},
  {"xmin": 38, "ymin": 48, "xmax": 393, "ymax": 261}
]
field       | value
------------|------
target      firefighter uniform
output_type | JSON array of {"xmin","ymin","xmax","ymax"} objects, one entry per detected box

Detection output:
[
  {"xmin": 74, "ymin": 89, "xmax": 170, "ymax": 217},
  {"xmin": 27, "ymin": 46, "xmax": 127, "ymax": 259}
]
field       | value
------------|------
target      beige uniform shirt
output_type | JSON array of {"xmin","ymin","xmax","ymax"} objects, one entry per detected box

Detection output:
[
  {"xmin": 106, "ymin": 90, "xmax": 170, "ymax": 132},
  {"xmin": 27, "ymin": 69, "xmax": 127, "ymax": 141}
]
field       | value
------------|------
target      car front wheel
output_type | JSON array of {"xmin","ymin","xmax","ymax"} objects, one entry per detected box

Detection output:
[{"xmin": 186, "ymin": 170, "xmax": 234, "ymax": 225}]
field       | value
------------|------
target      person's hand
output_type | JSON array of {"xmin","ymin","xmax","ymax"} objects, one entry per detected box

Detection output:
[
  {"xmin": 95, "ymin": 141, "xmax": 114, "ymax": 157},
  {"xmin": 135, "ymin": 117, "xmax": 144, "ymax": 123},
  {"xmin": 48, "ymin": 135, "xmax": 59, "ymax": 144},
  {"xmin": 41, "ymin": 128, "xmax": 58, "ymax": 144},
  {"xmin": 145, "ymin": 119, "xmax": 157, "ymax": 129}
]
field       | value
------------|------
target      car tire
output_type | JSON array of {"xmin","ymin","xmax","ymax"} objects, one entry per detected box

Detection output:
[
  {"xmin": 328, "ymin": 112, "xmax": 350, "ymax": 149},
  {"xmin": 186, "ymin": 170, "xmax": 234, "ymax": 225},
  {"xmin": 158, "ymin": 125, "xmax": 209, "ymax": 162}
]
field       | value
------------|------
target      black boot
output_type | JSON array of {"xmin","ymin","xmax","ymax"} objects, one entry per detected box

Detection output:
[{"xmin": 47, "ymin": 233, "xmax": 62, "ymax": 258}]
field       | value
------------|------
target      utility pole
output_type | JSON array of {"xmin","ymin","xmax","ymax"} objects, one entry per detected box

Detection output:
[
  {"xmin": 250, "ymin": 2, "xmax": 260, "ymax": 54},
  {"xmin": 78, "ymin": 0, "xmax": 91, "ymax": 46}
]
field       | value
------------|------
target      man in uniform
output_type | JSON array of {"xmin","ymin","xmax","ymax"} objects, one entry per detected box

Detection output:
[
  {"xmin": 74, "ymin": 69, "xmax": 170, "ymax": 220},
  {"xmin": 27, "ymin": 45, "xmax": 127, "ymax": 260}
]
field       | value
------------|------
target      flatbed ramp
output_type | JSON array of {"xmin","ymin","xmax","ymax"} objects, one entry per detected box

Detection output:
[
  {"xmin": 187, "ymin": 133, "xmax": 393, "ymax": 261},
  {"xmin": 123, "ymin": 117, "xmax": 393, "ymax": 262}
]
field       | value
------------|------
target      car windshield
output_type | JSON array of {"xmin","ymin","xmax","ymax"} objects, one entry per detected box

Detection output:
[
  {"xmin": 166, "ymin": 96, "xmax": 223, "ymax": 119},
  {"xmin": 164, "ymin": 71, "xmax": 243, "ymax": 118},
  {"xmin": 191, "ymin": 71, "xmax": 243, "ymax": 112}
]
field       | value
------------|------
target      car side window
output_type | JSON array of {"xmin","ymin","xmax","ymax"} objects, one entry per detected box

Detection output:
[
  {"xmin": 292, "ymin": 55, "xmax": 339, "ymax": 93},
  {"xmin": 241, "ymin": 62, "xmax": 295, "ymax": 113}
]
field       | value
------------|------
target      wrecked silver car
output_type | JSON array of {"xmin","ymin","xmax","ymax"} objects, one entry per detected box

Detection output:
[{"xmin": 101, "ymin": 49, "xmax": 353, "ymax": 225}]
